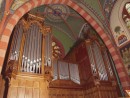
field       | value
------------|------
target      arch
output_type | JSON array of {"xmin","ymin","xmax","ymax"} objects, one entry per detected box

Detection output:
[{"xmin": 0, "ymin": 0, "xmax": 129, "ymax": 90}]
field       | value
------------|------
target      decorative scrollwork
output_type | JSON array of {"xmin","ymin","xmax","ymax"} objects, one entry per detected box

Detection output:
[
  {"xmin": 5, "ymin": 60, "xmax": 18, "ymax": 79},
  {"xmin": 52, "ymin": 37, "xmax": 65, "ymax": 59}
]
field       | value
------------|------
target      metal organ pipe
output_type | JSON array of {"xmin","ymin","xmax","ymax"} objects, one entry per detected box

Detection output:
[
  {"xmin": 10, "ymin": 24, "xmax": 24, "ymax": 61},
  {"xmin": 58, "ymin": 61, "xmax": 69, "ymax": 79},
  {"xmin": 52, "ymin": 60, "xmax": 80, "ymax": 84},
  {"xmin": 86, "ymin": 42, "xmax": 110, "ymax": 81},
  {"xmin": 16, "ymin": 25, "xmax": 23, "ymax": 53},
  {"xmin": 92, "ymin": 42, "xmax": 108, "ymax": 81},
  {"xmin": 23, "ymin": 29, "xmax": 30, "ymax": 72},
  {"xmin": 86, "ymin": 45, "xmax": 97, "ymax": 75},
  {"xmin": 37, "ymin": 26, "xmax": 42, "ymax": 74},
  {"xmin": 103, "ymin": 50, "xmax": 113, "ymax": 77},
  {"xmin": 21, "ymin": 23, "xmax": 43, "ymax": 74},
  {"xmin": 44, "ymin": 33, "xmax": 52, "ymax": 66},
  {"xmin": 21, "ymin": 32, "xmax": 28, "ymax": 71},
  {"xmin": 32, "ymin": 25, "xmax": 37, "ymax": 73},
  {"xmin": 29, "ymin": 25, "xmax": 33, "ymax": 72},
  {"xmin": 53, "ymin": 59, "xmax": 58, "ymax": 80},
  {"xmin": 69, "ymin": 63, "xmax": 80, "ymax": 84},
  {"xmin": 36, "ymin": 25, "xmax": 40, "ymax": 73},
  {"xmin": 13, "ymin": 25, "xmax": 19, "ymax": 59}
]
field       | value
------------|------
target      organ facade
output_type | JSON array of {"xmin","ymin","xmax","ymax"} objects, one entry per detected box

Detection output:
[
  {"xmin": 0, "ymin": 0, "xmax": 130, "ymax": 98},
  {"xmin": 1, "ymin": 13, "xmax": 118, "ymax": 98}
]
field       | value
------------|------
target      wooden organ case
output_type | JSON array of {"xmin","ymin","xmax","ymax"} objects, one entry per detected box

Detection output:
[
  {"xmin": 4, "ymin": 13, "xmax": 118, "ymax": 98},
  {"xmin": 64, "ymin": 38, "xmax": 118, "ymax": 98},
  {"xmin": 5, "ymin": 13, "xmax": 53, "ymax": 98}
]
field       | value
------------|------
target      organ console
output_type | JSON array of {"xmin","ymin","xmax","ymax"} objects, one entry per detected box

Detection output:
[{"xmin": 4, "ymin": 13, "xmax": 119, "ymax": 98}]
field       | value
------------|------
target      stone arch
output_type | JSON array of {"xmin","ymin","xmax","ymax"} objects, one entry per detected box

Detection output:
[{"xmin": 0, "ymin": 0, "xmax": 129, "ymax": 90}]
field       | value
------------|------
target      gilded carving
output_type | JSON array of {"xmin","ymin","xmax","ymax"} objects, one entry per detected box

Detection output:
[{"xmin": 5, "ymin": 60, "xmax": 18, "ymax": 79}]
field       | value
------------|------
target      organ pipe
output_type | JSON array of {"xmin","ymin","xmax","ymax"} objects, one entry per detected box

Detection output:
[
  {"xmin": 92, "ymin": 42, "xmax": 108, "ymax": 81},
  {"xmin": 53, "ymin": 60, "xmax": 80, "ymax": 84},
  {"xmin": 44, "ymin": 33, "xmax": 52, "ymax": 66},
  {"xmin": 86, "ymin": 45, "xmax": 97, "ymax": 75},
  {"xmin": 86, "ymin": 40, "xmax": 114, "ymax": 81},
  {"xmin": 9, "ymin": 23, "xmax": 24, "ymax": 61},
  {"xmin": 103, "ymin": 50, "xmax": 113, "ymax": 77},
  {"xmin": 9, "ymin": 14, "xmax": 52, "ymax": 74},
  {"xmin": 69, "ymin": 63, "xmax": 80, "ymax": 84},
  {"xmin": 59, "ymin": 60, "xmax": 69, "ymax": 79},
  {"xmin": 53, "ymin": 59, "xmax": 58, "ymax": 80}
]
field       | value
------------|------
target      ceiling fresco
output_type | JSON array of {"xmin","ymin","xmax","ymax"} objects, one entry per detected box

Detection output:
[
  {"xmin": 102, "ymin": 0, "xmax": 116, "ymax": 19},
  {"xmin": 0, "ymin": 0, "xmax": 116, "ymax": 55},
  {"xmin": 29, "ymin": 4, "xmax": 87, "ymax": 54},
  {"xmin": 81, "ymin": 0, "xmax": 104, "ymax": 21},
  {"xmin": 81, "ymin": 0, "xmax": 116, "ymax": 20},
  {"xmin": 7, "ymin": 0, "xmax": 117, "ymax": 24}
]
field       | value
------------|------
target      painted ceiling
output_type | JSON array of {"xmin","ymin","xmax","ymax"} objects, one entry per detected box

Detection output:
[
  {"xmin": 29, "ymin": 4, "xmax": 86, "ymax": 54},
  {"xmin": 28, "ymin": 4, "xmax": 105, "ymax": 56},
  {"xmin": 0, "ymin": 0, "xmax": 117, "ymax": 56}
]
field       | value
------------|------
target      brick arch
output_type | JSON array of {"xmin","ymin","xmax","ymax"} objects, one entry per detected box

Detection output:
[{"xmin": 0, "ymin": 0, "xmax": 129, "ymax": 90}]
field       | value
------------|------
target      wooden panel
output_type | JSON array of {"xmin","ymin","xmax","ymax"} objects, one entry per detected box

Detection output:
[
  {"xmin": 75, "ymin": 43, "xmax": 87, "ymax": 62},
  {"xmin": 33, "ymin": 88, "xmax": 39, "ymax": 98},
  {"xmin": 5, "ymin": 59, "xmax": 118, "ymax": 98},
  {"xmin": 9, "ymin": 87, "xmax": 18, "ymax": 98},
  {"xmin": 0, "ymin": 77, "xmax": 5, "ymax": 98},
  {"xmin": 17, "ymin": 87, "xmax": 25, "ymax": 98},
  {"xmin": 25, "ymin": 88, "xmax": 32, "ymax": 98},
  {"xmin": 39, "ymin": 88, "xmax": 44, "ymax": 98},
  {"xmin": 18, "ymin": 79, "xmax": 26, "ymax": 87}
]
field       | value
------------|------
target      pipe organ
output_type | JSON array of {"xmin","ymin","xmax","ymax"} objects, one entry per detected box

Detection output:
[
  {"xmin": 4, "ymin": 13, "xmax": 118, "ymax": 98},
  {"xmin": 64, "ymin": 39, "xmax": 118, "ymax": 97}
]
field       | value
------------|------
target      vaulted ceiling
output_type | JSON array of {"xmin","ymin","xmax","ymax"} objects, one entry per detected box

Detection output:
[
  {"xmin": 29, "ymin": 4, "xmax": 86, "ymax": 54},
  {"xmin": 0, "ymin": 0, "xmax": 117, "ymax": 56},
  {"xmin": 28, "ymin": 4, "xmax": 105, "ymax": 55}
]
